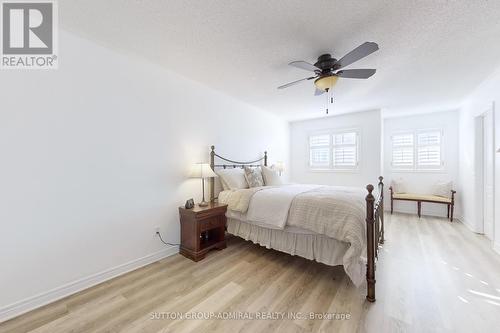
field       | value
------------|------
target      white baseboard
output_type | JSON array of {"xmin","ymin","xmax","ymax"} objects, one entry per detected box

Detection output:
[
  {"xmin": 456, "ymin": 217, "xmax": 500, "ymax": 255},
  {"xmin": 456, "ymin": 215, "xmax": 483, "ymax": 234},
  {"xmin": 0, "ymin": 245, "xmax": 178, "ymax": 323}
]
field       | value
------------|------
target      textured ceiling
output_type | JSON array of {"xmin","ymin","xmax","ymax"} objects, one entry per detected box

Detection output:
[{"xmin": 60, "ymin": 0, "xmax": 500, "ymax": 120}]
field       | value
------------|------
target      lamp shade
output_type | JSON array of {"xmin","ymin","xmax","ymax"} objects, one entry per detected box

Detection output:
[
  {"xmin": 189, "ymin": 163, "xmax": 217, "ymax": 178},
  {"xmin": 275, "ymin": 161, "xmax": 285, "ymax": 172}
]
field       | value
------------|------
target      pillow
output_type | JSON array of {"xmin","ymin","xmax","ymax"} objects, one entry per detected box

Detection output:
[
  {"xmin": 262, "ymin": 166, "xmax": 283, "ymax": 186},
  {"xmin": 244, "ymin": 167, "xmax": 265, "ymax": 188},
  {"xmin": 215, "ymin": 168, "xmax": 249, "ymax": 190},
  {"xmin": 391, "ymin": 179, "xmax": 407, "ymax": 194},
  {"xmin": 432, "ymin": 181, "xmax": 453, "ymax": 198},
  {"xmin": 217, "ymin": 176, "xmax": 230, "ymax": 191}
]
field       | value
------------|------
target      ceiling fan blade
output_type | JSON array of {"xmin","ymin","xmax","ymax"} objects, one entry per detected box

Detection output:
[
  {"xmin": 277, "ymin": 76, "xmax": 316, "ymax": 89},
  {"xmin": 336, "ymin": 69, "xmax": 376, "ymax": 79},
  {"xmin": 335, "ymin": 42, "xmax": 379, "ymax": 70},
  {"xmin": 314, "ymin": 88, "xmax": 325, "ymax": 96},
  {"xmin": 289, "ymin": 61, "xmax": 320, "ymax": 72}
]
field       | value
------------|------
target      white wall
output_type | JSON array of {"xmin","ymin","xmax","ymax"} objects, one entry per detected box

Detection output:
[
  {"xmin": 383, "ymin": 111, "xmax": 460, "ymax": 217},
  {"xmin": 458, "ymin": 67, "xmax": 500, "ymax": 253},
  {"xmin": 0, "ymin": 30, "xmax": 289, "ymax": 320},
  {"xmin": 289, "ymin": 110, "xmax": 381, "ymax": 188}
]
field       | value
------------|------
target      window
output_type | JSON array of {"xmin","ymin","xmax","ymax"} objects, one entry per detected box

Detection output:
[
  {"xmin": 309, "ymin": 134, "xmax": 330, "ymax": 168},
  {"xmin": 392, "ymin": 133, "xmax": 414, "ymax": 169},
  {"xmin": 333, "ymin": 132, "xmax": 357, "ymax": 168},
  {"xmin": 391, "ymin": 130, "xmax": 443, "ymax": 171},
  {"xmin": 309, "ymin": 130, "xmax": 359, "ymax": 170},
  {"xmin": 416, "ymin": 131, "xmax": 441, "ymax": 168}
]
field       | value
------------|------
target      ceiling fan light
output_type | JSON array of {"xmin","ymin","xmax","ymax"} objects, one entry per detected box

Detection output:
[{"xmin": 314, "ymin": 75, "xmax": 339, "ymax": 91}]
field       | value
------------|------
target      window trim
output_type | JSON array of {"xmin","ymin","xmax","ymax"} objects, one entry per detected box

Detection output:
[
  {"xmin": 390, "ymin": 128, "xmax": 445, "ymax": 172},
  {"xmin": 308, "ymin": 128, "xmax": 360, "ymax": 172}
]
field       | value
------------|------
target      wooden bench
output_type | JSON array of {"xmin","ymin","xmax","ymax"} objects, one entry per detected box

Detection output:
[{"xmin": 389, "ymin": 187, "xmax": 456, "ymax": 221}]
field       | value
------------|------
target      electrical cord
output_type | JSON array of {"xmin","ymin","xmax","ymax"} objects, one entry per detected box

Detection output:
[{"xmin": 156, "ymin": 231, "xmax": 179, "ymax": 246}]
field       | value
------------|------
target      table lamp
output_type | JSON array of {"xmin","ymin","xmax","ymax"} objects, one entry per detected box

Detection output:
[{"xmin": 189, "ymin": 163, "xmax": 217, "ymax": 207}]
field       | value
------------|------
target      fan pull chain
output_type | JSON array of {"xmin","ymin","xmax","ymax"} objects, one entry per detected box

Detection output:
[{"xmin": 325, "ymin": 88, "xmax": 329, "ymax": 114}]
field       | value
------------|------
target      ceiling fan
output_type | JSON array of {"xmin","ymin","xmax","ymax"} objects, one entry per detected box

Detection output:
[{"xmin": 277, "ymin": 42, "xmax": 379, "ymax": 95}]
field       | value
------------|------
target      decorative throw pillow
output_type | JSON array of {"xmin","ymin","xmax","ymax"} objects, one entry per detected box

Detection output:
[
  {"xmin": 216, "ymin": 168, "xmax": 249, "ymax": 190},
  {"xmin": 262, "ymin": 166, "xmax": 283, "ymax": 186},
  {"xmin": 391, "ymin": 179, "xmax": 407, "ymax": 194},
  {"xmin": 432, "ymin": 181, "xmax": 453, "ymax": 198},
  {"xmin": 244, "ymin": 167, "xmax": 264, "ymax": 188}
]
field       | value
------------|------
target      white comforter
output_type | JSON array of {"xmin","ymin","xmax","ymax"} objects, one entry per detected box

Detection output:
[{"xmin": 218, "ymin": 184, "xmax": 368, "ymax": 286}]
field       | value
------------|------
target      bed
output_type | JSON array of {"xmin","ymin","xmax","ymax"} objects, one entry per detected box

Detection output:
[{"xmin": 209, "ymin": 146, "xmax": 385, "ymax": 302}]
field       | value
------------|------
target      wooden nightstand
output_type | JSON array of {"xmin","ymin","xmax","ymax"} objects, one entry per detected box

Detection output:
[{"xmin": 178, "ymin": 202, "xmax": 227, "ymax": 261}]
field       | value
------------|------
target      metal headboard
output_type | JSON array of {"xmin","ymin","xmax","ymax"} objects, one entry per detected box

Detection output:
[{"xmin": 209, "ymin": 145, "xmax": 267, "ymax": 202}]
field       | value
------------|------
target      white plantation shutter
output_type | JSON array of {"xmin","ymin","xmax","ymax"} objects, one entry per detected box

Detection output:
[
  {"xmin": 333, "ymin": 146, "xmax": 356, "ymax": 167},
  {"xmin": 310, "ymin": 147, "xmax": 330, "ymax": 166},
  {"xmin": 417, "ymin": 131, "xmax": 442, "ymax": 168},
  {"xmin": 391, "ymin": 130, "xmax": 444, "ymax": 171},
  {"xmin": 392, "ymin": 147, "xmax": 414, "ymax": 167},
  {"xmin": 417, "ymin": 146, "xmax": 440, "ymax": 166},
  {"xmin": 393, "ymin": 133, "xmax": 414, "ymax": 146},
  {"xmin": 309, "ymin": 134, "xmax": 330, "ymax": 167},
  {"xmin": 309, "ymin": 131, "xmax": 359, "ymax": 170},
  {"xmin": 333, "ymin": 132, "xmax": 356, "ymax": 145},
  {"xmin": 417, "ymin": 131, "xmax": 440, "ymax": 146},
  {"xmin": 332, "ymin": 132, "xmax": 358, "ymax": 169},
  {"xmin": 392, "ymin": 133, "xmax": 414, "ymax": 169},
  {"xmin": 310, "ymin": 134, "xmax": 330, "ymax": 146}
]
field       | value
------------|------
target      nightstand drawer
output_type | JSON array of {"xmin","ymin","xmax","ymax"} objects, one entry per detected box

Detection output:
[{"xmin": 199, "ymin": 216, "xmax": 224, "ymax": 232}]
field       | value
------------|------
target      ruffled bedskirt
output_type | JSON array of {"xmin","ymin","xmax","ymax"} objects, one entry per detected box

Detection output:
[{"xmin": 227, "ymin": 218, "xmax": 366, "ymax": 286}]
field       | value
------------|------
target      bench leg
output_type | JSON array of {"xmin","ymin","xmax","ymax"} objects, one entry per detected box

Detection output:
[
  {"xmin": 391, "ymin": 198, "xmax": 393, "ymax": 214},
  {"xmin": 450, "ymin": 204, "xmax": 454, "ymax": 222},
  {"xmin": 447, "ymin": 205, "xmax": 450, "ymax": 219},
  {"xmin": 417, "ymin": 201, "xmax": 421, "ymax": 218}
]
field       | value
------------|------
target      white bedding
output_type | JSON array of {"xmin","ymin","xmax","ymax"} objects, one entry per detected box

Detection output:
[
  {"xmin": 219, "ymin": 184, "xmax": 369, "ymax": 286},
  {"xmin": 246, "ymin": 184, "xmax": 321, "ymax": 229}
]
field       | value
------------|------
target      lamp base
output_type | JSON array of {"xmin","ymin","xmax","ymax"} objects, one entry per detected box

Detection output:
[{"xmin": 198, "ymin": 201, "xmax": 209, "ymax": 207}]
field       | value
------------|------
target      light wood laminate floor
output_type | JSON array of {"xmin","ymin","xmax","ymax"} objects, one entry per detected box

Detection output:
[{"xmin": 2, "ymin": 213, "xmax": 500, "ymax": 333}]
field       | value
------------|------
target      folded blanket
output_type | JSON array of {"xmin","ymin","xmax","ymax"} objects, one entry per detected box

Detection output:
[
  {"xmin": 218, "ymin": 187, "xmax": 266, "ymax": 212},
  {"xmin": 246, "ymin": 184, "xmax": 322, "ymax": 229}
]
